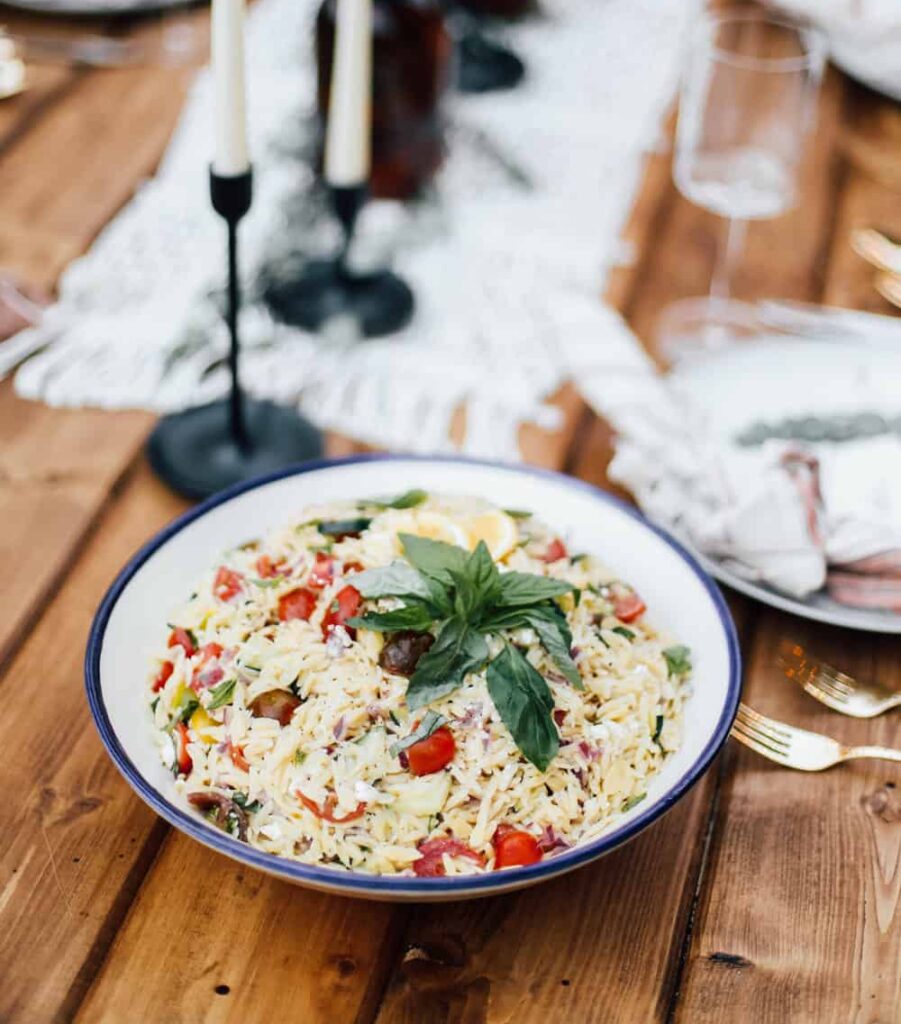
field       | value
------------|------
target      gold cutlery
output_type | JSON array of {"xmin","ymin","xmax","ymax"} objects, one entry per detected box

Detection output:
[
  {"xmin": 851, "ymin": 228, "xmax": 901, "ymax": 277},
  {"xmin": 730, "ymin": 702, "xmax": 901, "ymax": 769},
  {"xmin": 779, "ymin": 642, "xmax": 901, "ymax": 718}
]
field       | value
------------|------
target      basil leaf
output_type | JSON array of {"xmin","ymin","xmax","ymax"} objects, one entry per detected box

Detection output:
[
  {"xmin": 503, "ymin": 508, "xmax": 533, "ymax": 520},
  {"xmin": 249, "ymin": 576, "xmax": 287, "ymax": 589},
  {"xmin": 652, "ymin": 713, "xmax": 665, "ymax": 746},
  {"xmin": 208, "ymin": 677, "xmax": 237, "ymax": 710},
  {"xmin": 663, "ymin": 645, "xmax": 692, "ymax": 677},
  {"xmin": 612, "ymin": 626, "xmax": 635, "ymax": 640},
  {"xmin": 346, "ymin": 603, "xmax": 435, "ymax": 633},
  {"xmin": 479, "ymin": 603, "xmax": 582, "ymax": 689},
  {"xmin": 318, "ymin": 518, "xmax": 372, "ymax": 538},
  {"xmin": 495, "ymin": 571, "xmax": 575, "ymax": 608},
  {"xmin": 622, "ymin": 793, "xmax": 647, "ymax": 812},
  {"xmin": 362, "ymin": 489, "xmax": 428, "ymax": 510},
  {"xmin": 389, "ymin": 710, "xmax": 446, "ymax": 756},
  {"xmin": 172, "ymin": 690, "xmax": 199, "ymax": 723},
  {"xmin": 400, "ymin": 533, "xmax": 469, "ymax": 583},
  {"xmin": 486, "ymin": 644, "xmax": 558, "ymax": 771},
  {"xmin": 451, "ymin": 541, "xmax": 501, "ymax": 621},
  {"xmin": 406, "ymin": 617, "xmax": 489, "ymax": 710},
  {"xmin": 352, "ymin": 562, "xmax": 435, "ymax": 602}
]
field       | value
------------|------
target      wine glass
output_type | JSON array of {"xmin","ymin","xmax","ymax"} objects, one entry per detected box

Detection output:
[{"xmin": 657, "ymin": 8, "xmax": 825, "ymax": 360}]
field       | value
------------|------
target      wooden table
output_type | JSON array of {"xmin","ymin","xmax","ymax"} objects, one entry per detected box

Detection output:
[{"xmin": 1, "ymin": 6, "xmax": 900, "ymax": 1022}]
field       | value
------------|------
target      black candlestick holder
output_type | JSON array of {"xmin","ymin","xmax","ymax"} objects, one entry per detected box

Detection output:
[
  {"xmin": 146, "ymin": 168, "xmax": 323, "ymax": 500},
  {"xmin": 451, "ymin": 8, "xmax": 525, "ymax": 94},
  {"xmin": 263, "ymin": 184, "xmax": 414, "ymax": 339}
]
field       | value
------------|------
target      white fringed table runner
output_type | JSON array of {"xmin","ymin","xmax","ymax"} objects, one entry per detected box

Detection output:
[{"xmin": 8, "ymin": 0, "xmax": 690, "ymax": 459}]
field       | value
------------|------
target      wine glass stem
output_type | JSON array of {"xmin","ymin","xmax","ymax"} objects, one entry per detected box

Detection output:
[
  {"xmin": 710, "ymin": 216, "xmax": 746, "ymax": 303},
  {"xmin": 226, "ymin": 220, "xmax": 248, "ymax": 453}
]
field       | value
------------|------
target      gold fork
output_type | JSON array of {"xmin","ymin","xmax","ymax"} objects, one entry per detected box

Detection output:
[
  {"xmin": 731, "ymin": 703, "xmax": 901, "ymax": 770},
  {"xmin": 779, "ymin": 642, "xmax": 901, "ymax": 718}
]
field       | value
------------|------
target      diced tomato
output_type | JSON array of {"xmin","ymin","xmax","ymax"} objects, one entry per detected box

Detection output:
[
  {"xmin": 612, "ymin": 586, "xmax": 646, "ymax": 624},
  {"xmin": 542, "ymin": 538, "xmax": 567, "ymax": 563},
  {"xmin": 227, "ymin": 742, "xmax": 251, "ymax": 772},
  {"xmin": 321, "ymin": 585, "xmax": 362, "ymax": 640},
  {"xmin": 152, "ymin": 660, "xmax": 174, "ymax": 693},
  {"xmin": 167, "ymin": 627, "xmax": 196, "ymax": 658},
  {"xmin": 492, "ymin": 825, "xmax": 542, "ymax": 869},
  {"xmin": 278, "ymin": 587, "xmax": 318, "ymax": 622},
  {"xmin": 296, "ymin": 790, "xmax": 366, "ymax": 824},
  {"xmin": 308, "ymin": 552, "xmax": 335, "ymax": 591},
  {"xmin": 412, "ymin": 837, "xmax": 486, "ymax": 877},
  {"xmin": 407, "ymin": 725, "xmax": 456, "ymax": 776},
  {"xmin": 213, "ymin": 566, "xmax": 244, "ymax": 601},
  {"xmin": 174, "ymin": 722, "xmax": 192, "ymax": 776},
  {"xmin": 255, "ymin": 555, "xmax": 288, "ymax": 579}
]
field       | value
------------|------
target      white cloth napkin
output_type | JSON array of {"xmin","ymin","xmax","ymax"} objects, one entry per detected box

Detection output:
[{"xmin": 579, "ymin": 308, "xmax": 901, "ymax": 604}]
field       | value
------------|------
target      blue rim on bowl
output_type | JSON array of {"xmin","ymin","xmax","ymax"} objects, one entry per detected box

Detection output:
[{"xmin": 85, "ymin": 454, "xmax": 742, "ymax": 897}]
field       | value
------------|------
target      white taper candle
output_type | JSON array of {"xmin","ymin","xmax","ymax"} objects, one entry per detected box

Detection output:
[
  {"xmin": 211, "ymin": 0, "xmax": 250, "ymax": 176},
  {"xmin": 324, "ymin": 0, "xmax": 373, "ymax": 187}
]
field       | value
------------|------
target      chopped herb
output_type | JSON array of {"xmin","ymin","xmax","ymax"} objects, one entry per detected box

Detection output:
[
  {"xmin": 150, "ymin": 697, "xmax": 160, "ymax": 714},
  {"xmin": 503, "ymin": 508, "xmax": 533, "ymax": 519},
  {"xmin": 249, "ymin": 576, "xmax": 287, "ymax": 588},
  {"xmin": 293, "ymin": 749, "xmax": 307, "ymax": 765},
  {"xmin": 208, "ymin": 677, "xmax": 237, "ymax": 710},
  {"xmin": 389, "ymin": 711, "xmax": 446, "ymax": 756},
  {"xmin": 622, "ymin": 793, "xmax": 647, "ymax": 812},
  {"xmin": 652, "ymin": 714, "xmax": 665, "ymax": 747},
  {"xmin": 360, "ymin": 489, "xmax": 428, "ymax": 510},
  {"xmin": 232, "ymin": 792, "xmax": 262, "ymax": 813},
  {"xmin": 663, "ymin": 645, "xmax": 692, "ymax": 677},
  {"xmin": 317, "ymin": 517, "xmax": 372, "ymax": 538},
  {"xmin": 388, "ymin": 710, "xmax": 401, "ymax": 727},
  {"xmin": 613, "ymin": 626, "xmax": 635, "ymax": 641}
]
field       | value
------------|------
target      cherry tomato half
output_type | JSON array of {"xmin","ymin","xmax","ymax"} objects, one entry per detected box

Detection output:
[
  {"xmin": 278, "ymin": 587, "xmax": 317, "ymax": 623},
  {"xmin": 308, "ymin": 552, "xmax": 335, "ymax": 591},
  {"xmin": 492, "ymin": 825, "xmax": 542, "ymax": 869},
  {"xmin": 255, "ymin": 555, "xmax": 287, "ymax": 579},
  {"xmin": 174, "ymin": 721, "xmax": 192, "ymax": 776},
  {"xmin": 213, "ymin": 566, "xmax": 243, "ymax": 601},
  {"xmin": 167, "ymin": 627, "xmax": 196, "ymax": 658},
  {"xmin": 152, "ymin": 660, "xmax": 174, "ymax": 693},
  {"xmin": 321, "ymin": 585, "xmax": 362, "ymax": 639},
  {"xmin": 407, "ymin": 725, "xmax": 456, "ymax": 776},
  {"xmin": 612, "ymin": 586, "xmax": 646, "ymax": 624},
  {"xmin": 542, "ymin": 538, "xmax": 568, "ymax": 563},
  {"xmin": 412, "ymin": 837, "xmax": 486, "ymax": 877}
]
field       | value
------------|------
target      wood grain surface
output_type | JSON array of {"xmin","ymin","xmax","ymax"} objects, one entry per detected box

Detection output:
[{"xmin": 0, "ymin": 6, "xmax": 899, "ymax": 1023}]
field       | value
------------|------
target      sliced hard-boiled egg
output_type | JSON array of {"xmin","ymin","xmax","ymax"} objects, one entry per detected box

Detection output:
[{"xmin": 466, "ymin": 509, "xmax": 518, "ymax": 560}]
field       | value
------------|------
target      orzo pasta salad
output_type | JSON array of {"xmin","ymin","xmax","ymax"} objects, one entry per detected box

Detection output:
[{"xmin": 148, "ymin": 490, "xmax": 692, "ymax": 876}]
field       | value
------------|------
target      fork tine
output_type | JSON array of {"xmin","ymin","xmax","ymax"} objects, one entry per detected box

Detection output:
[
  {"xmin": 733, "ymin": 713, "xmax": 791, "ymax": 756},
  {"xmin": 731, "ymin": 722, "xmax": 792, "ymax": 764},
  {"xmin": 806, "ymin": 672, "xmax": 850, "ymax": 703},
  {"xmin": 735, "ymin": 705, "xmax": 792, "ymax": 748},
  {"xmin": 815, "ymin": 665, "xmax": 855, "ymax": 696}
]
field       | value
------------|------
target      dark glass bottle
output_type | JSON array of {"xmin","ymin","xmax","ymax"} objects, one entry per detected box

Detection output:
[
  {"xmin": 455, "ymin": 0, "xmax": 530, "ymax": 16},
  {"xmin": 316, "ymin": 0, "xmax": 452, "ymax": 201}
]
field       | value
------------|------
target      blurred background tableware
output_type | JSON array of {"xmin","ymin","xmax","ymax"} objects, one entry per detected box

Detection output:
[
  {"xmin": 0, "ymin": 30, "xmax": 25, "ymax": 96},
  {"xmin": 657, "ymin": 7, "xmax": 825, "ymax": 361},
  {"xmin": 446, "ymin": 0, "xmax": 526, "ymax": 95},
  {"xmin": 0, "ymin": 0, "xmax": 195, "ymax": 12},
  {"xmin": 780, "ymin": 641, "xmax": 901, "ymax": 718},
  {"xmin": 730, "ymin": 703, "xmax": 901, "ymax": 769},
  {"xmin": 264, "ymin": 0, "xmax": 416, "ymax": 338}
]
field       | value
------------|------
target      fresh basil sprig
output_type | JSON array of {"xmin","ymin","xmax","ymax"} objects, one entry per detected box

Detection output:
[
  {"xmin": 360, "ymin": 488, "xmax": 428, "ymax": 511},
  {"xmin": 347, "ymin": 532, "xmax": 582, "ymax": 770}
]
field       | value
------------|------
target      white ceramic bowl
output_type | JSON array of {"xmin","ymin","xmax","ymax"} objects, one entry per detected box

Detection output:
[{"xmin": 86, "ymin": 456, "xmax": 740, "ymax": 901}]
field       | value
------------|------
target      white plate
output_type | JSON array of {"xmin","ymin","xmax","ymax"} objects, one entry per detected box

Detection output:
[
  {"xmin": 669, "ymin": 337, "xmax": 901, "ymax": 634},
  {"xmin": 86, "ymin": 455, "xmax": 740, "ymax": 901}
]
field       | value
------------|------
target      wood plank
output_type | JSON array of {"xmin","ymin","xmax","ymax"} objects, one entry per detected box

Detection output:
[
  {"xmin": 0, "ymin": 62, "xmax": 78, "ymax": 157},
  {"xmin": 0, "ymin": 463, "xmax": 185, "ymax": 1024},
  {"xmin": 0, "ymin": 383, "xmax": 152, "ymax": 668},
  {"xmin": 675, "ymin": 81, "xmax": 901, "ymax": 1023}
]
